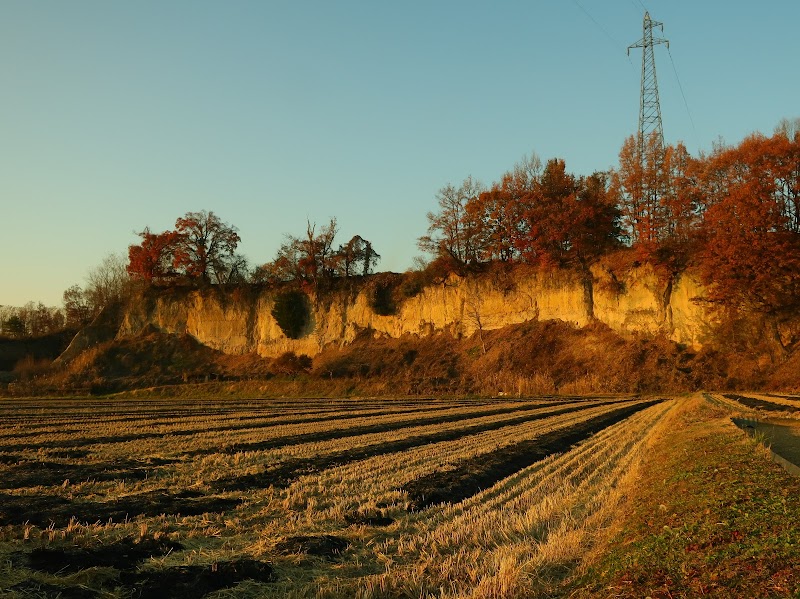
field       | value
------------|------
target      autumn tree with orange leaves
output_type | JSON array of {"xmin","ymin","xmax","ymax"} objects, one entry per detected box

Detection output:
[
  {"xmin": 422, "ymin": 154, "xmax": 621, "ymax": 270},
  {"xmin": 127, "ymin": 211, "xmax": 241, "ymax": 284},
  {"xmin": 698, "ymin": 131, "xmax": 800, "ymax": 314},
  {"xmin": 127, "ymin": 228, "xmax": 183, "ymax": 282},
  {"xmin": 173, "ymin": 211, "xmax": 242, "ymax": 284},
  {"xmin": 255, "ymin": 218, "xmax": 380, "ymax": 289}
]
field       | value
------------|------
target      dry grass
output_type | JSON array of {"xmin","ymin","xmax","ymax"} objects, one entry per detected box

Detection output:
[
  {"xmin": 0, "ymin": 394, "xmax": 676, "ymax": 598},
  {"xmin": 571, "ymin": 393, "xmax": 800, "ymax": 598},
  {"xmin": 11, "ymin": 309, "xmax": 790, "ymax": 399}
]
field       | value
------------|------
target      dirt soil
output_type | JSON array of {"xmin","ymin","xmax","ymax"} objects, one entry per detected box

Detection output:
[{"xmin": 274, "ymin": 535, "xmax": 350, "ymax": 559}]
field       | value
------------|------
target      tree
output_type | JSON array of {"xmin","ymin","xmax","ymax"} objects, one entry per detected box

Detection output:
[
  {"xmin": 310, "ymin": 218, "xmax": 340, "ymax": 281},
  {"xmin": 127, "ymin": 228, "xmax": 183, "ymax": 282},
  {"xmin": 85, "ymin": 253, "xmax": 130, "ymax": 312},
  {"xmin": 63, "ymin": 285, "xmax": 92, "ymax": 327},
  {"xmin": 288, "ymin": 218, "xmax": 340, "ymax": 288},
  {"xmin": 255, "ymin": 235, "xmax": 305, "ymax": 284},
  {"xmin": 25, "ymin": 302, "xmax": 63, "ymax": 336},
  {"xmin": 127, "ymin": 211, "xmax": 242, "ymax": 285},
  {"xmin": 698, "ymin": 132, "xmax": 800, "ymax": 314},
  {"xmin": 775, "ymin": 117, "xmax": 800, "ymax": 141},
  {"xmin": 569, "ymin": 172, "xmax": 624, "ymax": 266},
  {"xmin": 173, "ymin": 210, "xmax": 241, "ymax": 284},
  {"xmin": 457, "ymin": 153, "xmax": 541, "ymax": 264},
  {"xmin": 612, "ymin": 133, "xmax": 666, "ymax": 247},
  {"xmin": 418, "ymin": 177, "xmax": 484, "ymax": 265},
  {"xmin": 468, "ymin": 181, "xmax": 523, "ymax": 262},
  {"xmin": 219, "ymin": 254, "xmax": 250, "ymax": 284},
  {"xmin": 2, "ymin": 315, "xmax": 25, "ymax": 337},
  {"xmin": 337, "ymin": 235, "xmax": 381, "ymax": 277}
]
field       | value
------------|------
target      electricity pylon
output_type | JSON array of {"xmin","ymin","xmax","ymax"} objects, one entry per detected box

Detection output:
[{"xmin": 628, "ymin": 12, "xmax": 669, "ymax": 156}]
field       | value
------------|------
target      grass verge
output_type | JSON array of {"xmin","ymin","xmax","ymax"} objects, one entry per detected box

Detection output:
[{"xmin": 570, "ymin": 395, "xmax": 800, "ymax": 598}]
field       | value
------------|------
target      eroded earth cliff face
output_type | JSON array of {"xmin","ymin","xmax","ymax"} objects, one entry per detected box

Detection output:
[{"xmin": 115, "ymin": 265, "xmax": 713, "ymax": 359}]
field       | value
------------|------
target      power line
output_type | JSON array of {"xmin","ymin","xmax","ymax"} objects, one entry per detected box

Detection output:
[
  {"xmin": 571, "ymin": 0, "xmax": 624, "ymax": 49},
  {"xmin": 571, "ymin": 0, "xmax": 636, "ymax": 69},
  {"xmin": 667, "ymin": 47, "xmax": 697, "ymax": 140}
]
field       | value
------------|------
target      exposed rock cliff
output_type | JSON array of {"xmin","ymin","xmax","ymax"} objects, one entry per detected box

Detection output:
[{"xmin": 114, "ymin": 265, "xmax": 713, "ymax": 358}]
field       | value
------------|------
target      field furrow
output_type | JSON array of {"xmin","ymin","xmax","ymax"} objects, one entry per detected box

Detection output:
[
  {"xmin": 723, "ymin": 393, "xmax": 800, "ymax": 413},
  {"xmin": 401, "ymin": 400, "xmax": 661, "ymax": 509},
  {"xmin": 0, "ymin": 395, "xmax": 679, "ymax": 599}
]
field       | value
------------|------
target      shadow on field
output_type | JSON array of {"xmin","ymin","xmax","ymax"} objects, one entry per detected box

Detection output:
[
  {"xmin": 0, "ymin": 457, "xmax": 174, "ymax": 490},
  {"xmin": 120, "ymin": 560, "xmax": 276, "ymax": 598},
  {"xmin": 0, "ymin": 488, "xmax": 241, "ymax": 527},
  {"xmin": 9, "ymin": 552, "xmax": 275, "ymax": 598},
  {"xmin": 190, "ymin": 401, "xmax": 581, "ymax": 458},
  {"xmin": 724, "ymin": 393, "xmax": 800, "ymax": 413},
  {"xmin": 5, "ymin": 580, "xmax": 100, "ymax": 598},
  {"xmin": 210, "ymin": 402, "xmax": 598, "ymax": 493},
  {"xmin": 403, "ymin": 400, "xmax": 662, "ymax": 510},
  {"xmin": 14, "ymin": 538, "xmax": 185, "ymax": 573},
  {"xmin": 275, "ymin": 535, "xmax": 350, "ymax": 559}
]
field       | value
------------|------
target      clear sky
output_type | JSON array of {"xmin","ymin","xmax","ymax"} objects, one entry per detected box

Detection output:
[{"xmin": 2, "ymin": 1, "xmax": 798, "ymax": 307}]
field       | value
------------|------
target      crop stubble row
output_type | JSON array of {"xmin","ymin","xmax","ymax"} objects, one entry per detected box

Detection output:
[{"xmin": 0, "ymin": 396, "xmax": 674, "ymax": 599}]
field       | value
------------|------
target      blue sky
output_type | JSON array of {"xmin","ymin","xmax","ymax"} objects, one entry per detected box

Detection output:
[{"xmin": 2, "ymin": 1, "xmax": 798, "ymax": 307}]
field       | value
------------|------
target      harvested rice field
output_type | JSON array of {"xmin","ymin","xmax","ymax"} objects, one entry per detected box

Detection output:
[{"xmin": 9, "ymin": 393, "xmax": 798, "ymax": 598}]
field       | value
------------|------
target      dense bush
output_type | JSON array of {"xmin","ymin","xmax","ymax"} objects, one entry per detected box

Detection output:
[
  {"xmin": 271, "ymin": 291, "xmax": 309, "ymax": 339},
  {"xmin": 366, "ymin": 274, "xmax": 400, "ymax": 316},
  {"xmin": 270, "ymin": 351, "xmax": 312, "ymax": 375}
]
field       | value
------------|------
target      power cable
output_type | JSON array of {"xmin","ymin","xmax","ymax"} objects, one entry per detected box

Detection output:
[
  {"xmin": 571, "ymin": 0, "xmax": 636, "ymax": 69},
  {"xmin": 572, "ymin": 0, "xmax": 623, "ymax": 48},
  {"xmin": 667, "ymin": 47, "xmax": 698, "ymax": 141}
]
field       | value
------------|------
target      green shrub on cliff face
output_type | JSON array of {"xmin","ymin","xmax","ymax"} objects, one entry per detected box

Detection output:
[
  {"xmin": 271, "ymin": 291, "xmax": 309, "ymax": 339},
  {"xmin": 368, "ymin": 277, "xmax": 397, "ymax": 316}
]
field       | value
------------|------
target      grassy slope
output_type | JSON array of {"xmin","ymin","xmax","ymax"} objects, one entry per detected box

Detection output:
[{"xmin": 570, "ymin": 395, "xmax": 800, "ymax": 598}]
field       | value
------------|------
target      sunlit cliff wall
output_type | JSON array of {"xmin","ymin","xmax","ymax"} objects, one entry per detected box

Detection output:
[{"xmin": 115, "ymin": 265, "xmax": 714, "ymax": 358}]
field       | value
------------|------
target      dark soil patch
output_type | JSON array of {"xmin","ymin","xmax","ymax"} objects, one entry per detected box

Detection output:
[
  {"xmin": 5, "ymin": 580, "xmax": 100, "ymax": 598},
  {"xmin": 0, "ymin": 493, "xmax": 74, "ymax": 526},
  {"xmin": 16, "ymin": 538, "xmax": 184, "ymax": 574},
  {"xmin": 0, "ymin": 489, "xmax": 241, "ymax": 527},
  {"xmin": 724, "ymin": 393, "xmax": 800, "ymax": 413},
  {"xmin": 42, "ymin": 449, "xmax": 92, "ymax": 459},
  {"xmin": 210, "ymin": 402, "xmax": 600, "ymax": 492},
  {"xmin": 344, "ymin": 511, "xmax": 394, "ymax": 527},
  {"xmin": 0, "ymin": 457, "xmax": 173, "ymax": 490},
  {"xmin": 120, "ymin": 559, "xmax": 275, "ymax": 599},
  {"xmin": 403, "ymin": 400, "xmax": 662, "ymax": 510},
  {"xmin": 0, "ymin": 453, "xmax": 21, "ymax": 464},
  {"xmin": 274, "ymin": 535, "xmax": 349, "ymax": 559}
]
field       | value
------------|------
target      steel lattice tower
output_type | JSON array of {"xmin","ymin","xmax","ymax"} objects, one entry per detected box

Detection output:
[{"xmin": 628, "ymin": 12, "xmax": 669, "ymax": 156}]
